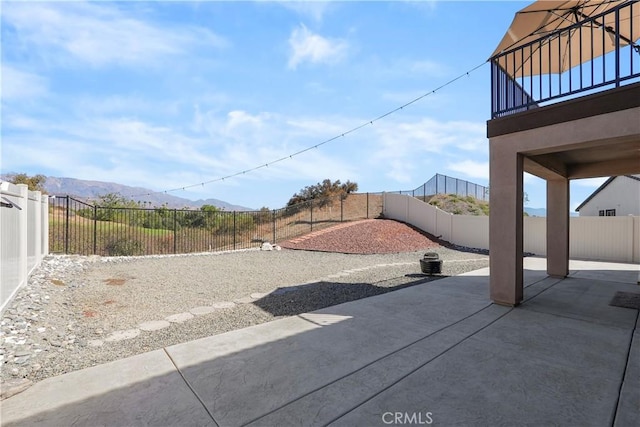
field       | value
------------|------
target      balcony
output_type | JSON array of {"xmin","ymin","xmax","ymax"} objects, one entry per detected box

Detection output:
[{"xmin": 489, "ymin": 0, "xmax": 639, "ymax": 119}]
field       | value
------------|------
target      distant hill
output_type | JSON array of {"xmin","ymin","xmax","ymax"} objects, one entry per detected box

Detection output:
[
  {"xmin": 524, "ymin": 207, "xmax": 547, "ymax": 217},
  {"xmin": 427, "ymin": 194, "xmax": 490, "ymax": 216},
  {"xmin": 41, "ymin": 176, "xmax": 252, "ymax": 211},
  {"xmin": 425, "ymin": 195, "xmax": 579, "ymax": 217}
]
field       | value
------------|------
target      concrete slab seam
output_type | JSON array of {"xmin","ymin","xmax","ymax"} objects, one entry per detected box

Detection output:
[
  {"xmin": 612, "ymin": 310, "xmax": 640, "ymax": 426},
  {"xmin": 162, "ymin": 347, "xmax": 220, "ymax": 427},
  {"xmin": 322, "ymin": 304, "xmax": 515, "ymax": 426},
  {"xmin": 520, "ymin": 273, "xmax": 635, "ymax": 329},
  {"xmin": 522, "ymin": 276, "xmax": 565, "ymax": 302},
  {"xmin": 245, "ymin": 302, "xmax": 498, "ymax": 426}
]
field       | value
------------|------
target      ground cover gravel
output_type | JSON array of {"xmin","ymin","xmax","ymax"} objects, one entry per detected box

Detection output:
[{"xmin": 0, "ymin": 219, "xmax": 489, "ymax": 398}]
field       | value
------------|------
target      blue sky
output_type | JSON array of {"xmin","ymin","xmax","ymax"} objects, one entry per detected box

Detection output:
[{"xmin": 1, "ymin": 0, "xmax": 608, "ymax": 210}]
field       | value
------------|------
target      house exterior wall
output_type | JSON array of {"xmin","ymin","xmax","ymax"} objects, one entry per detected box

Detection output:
[{"xmin": 578, "ymin": 175, "xmax": 640, "ymax": 217}]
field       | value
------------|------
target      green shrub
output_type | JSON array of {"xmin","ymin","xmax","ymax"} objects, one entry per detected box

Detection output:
[{"xmin": 105, "ymin": 238, "xmax": 144, "ymax": 256}]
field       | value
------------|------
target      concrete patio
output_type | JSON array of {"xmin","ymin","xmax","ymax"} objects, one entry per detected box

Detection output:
[{"xmin": 1, "ymin": 257, "xmax": 638, "ymax": 426}]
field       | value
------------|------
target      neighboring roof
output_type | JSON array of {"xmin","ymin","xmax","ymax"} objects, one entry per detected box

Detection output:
[{"xmin": 575, "ymin": 175, "xmax": 640, "ymax": 212}]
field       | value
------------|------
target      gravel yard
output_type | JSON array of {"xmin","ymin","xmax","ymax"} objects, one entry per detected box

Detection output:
[{"xmin": 0, "ymin": 219, "xmax": 489, "ymax": 398}]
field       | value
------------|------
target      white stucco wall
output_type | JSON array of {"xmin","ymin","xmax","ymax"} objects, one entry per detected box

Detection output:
[{"xmin": 578, "ymin": 175, "xmax": 640, "ymax": 217}]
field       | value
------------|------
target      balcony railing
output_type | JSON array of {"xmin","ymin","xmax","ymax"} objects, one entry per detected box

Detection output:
[{"xmin": 490, "ymin": 0, "xmax": 640, "ymax": 119}]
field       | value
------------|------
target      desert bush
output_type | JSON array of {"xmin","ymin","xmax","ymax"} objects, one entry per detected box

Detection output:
[{"xmin": 105, "ymin": 238, "xmax": 144, "ymax": 256}]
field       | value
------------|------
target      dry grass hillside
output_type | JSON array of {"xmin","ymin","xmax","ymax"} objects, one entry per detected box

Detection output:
[{"xmin": 427, "ymin": 194, "xmax": 490, "ymax": 216}]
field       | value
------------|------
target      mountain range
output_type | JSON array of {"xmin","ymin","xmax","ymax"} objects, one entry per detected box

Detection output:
[
  {"xmin": 42, "ymin": 176, "xmax": 252, "ymax": 211},
  {"xmin": 4, "ymin": 175, "xmax": 561, "ymax": 215}
]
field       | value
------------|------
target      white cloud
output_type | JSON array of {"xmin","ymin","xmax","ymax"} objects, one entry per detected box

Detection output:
[
  {"xmin": 278, "ymin": 1, "xmax": 332, "ymax": 23},
  {"xmin": 2, "ymin": 2, "xmax": 227, "ymax": 67},
  {"xmin": 226, "ymin": 110, "xmax": 272, "ymax": 131},
  {"xmin": 189, "ymin": 108, "xmax": 359, "ymax": 181},
  {"xmin": 288, "ymin": 24, "xmax": 348, "ymax": 69},
  {"xmin": 446, "ymin": 160, "xmax": 489, "ymax": 180},
  {"xmin": 371, "ymin": 117, "xmax": 486, "ymax": 158},
  {"xmin": 385, "ymin": 159, "xmax": 415, "ymax": 183},
  {"xmin": 1, "ymin": 65, "xmax": 48, "ymax": 100},
  {"xmin": 74, "ymin": 94, "xmax": 180, "ymax": 117},
  {"xmin": 364, "ymin": 117, "xmax": 487, "ymax": 185}
]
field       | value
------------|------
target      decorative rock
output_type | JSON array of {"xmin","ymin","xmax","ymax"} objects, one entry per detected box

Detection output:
[
  {"xmin": 104, "ymin": 329, "xmax": 140, "ymax": 342},
  {"xmin": 250, "ymin": 293, "xmax": 267, "ymax": 299},
  {"xmin": 190, "ymin": 306, "xmax": 217, "ymax": 316},
  {"xmin": 14, "ymin": 356, "xmax": 30, "ymax": 365},
  {"xmin": 261, "ymin": 242, "xmax": 273, "ymax": 251},
  {"xmin": 165, "ymin": 313, "xmax": 194, "ymax": 323},
  {"xmin": 211, "ymin": 301, "xmax": 236, "ymax": 309},
  {"xmin": 138, "ymin": 320, "xmax": 171, "ymax": 331}
]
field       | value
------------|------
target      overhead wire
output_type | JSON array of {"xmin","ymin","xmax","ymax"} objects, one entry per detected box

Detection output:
[{"xmin": 129, "ymin": 60, "xmax": 487, "ymax": 199}]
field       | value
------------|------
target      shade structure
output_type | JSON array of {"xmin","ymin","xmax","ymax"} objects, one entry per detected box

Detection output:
[{"xmin": 492, "ymin": 0, "xmax": 640, "ymax": 78}]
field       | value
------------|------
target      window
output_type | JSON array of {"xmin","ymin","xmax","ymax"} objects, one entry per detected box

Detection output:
[
  {"xmin": 605, "ymin": 209, "xmax": 616, "ymax": 216},
  {"xmin": 599, "ymin": 210, "xmax": 605, "ymax": 216}
]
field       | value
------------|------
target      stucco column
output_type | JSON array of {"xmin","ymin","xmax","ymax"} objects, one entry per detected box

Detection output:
[
  {"xmin": 489, "ymin": 146, "xmax": 524, "ymax": 306},
  {"xmin": 547, "ymin": 178, "xmax": 570, "ymax": 277}
]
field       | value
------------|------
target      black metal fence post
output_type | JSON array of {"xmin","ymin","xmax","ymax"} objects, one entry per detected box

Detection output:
[
  {"xmin": 64, "ymin": 196, "xmax": 70, "ymax": 254},
  {"xmin": 340, "ymin": 197, "xmax": 344, "ymax": 222},
  {"xmin": 366, "ymin": 192, "xmax": 369, "ymax": 219},
  {"xmin": 310, "ymin": 201, "xmax": 313, "ymax": 232},
  {"xmin": 173, "ymin": 209, "xmax": 177, "ymax": 254},
  {"xmin": 272, "ymin": 210, "xmax": 276, "ymax": 243},
  {"xmin": 93, "ymin": 205, "xmax": 97, "ymax": 254},
  {"xmin": 233, "ymin": 211, "xmax": 237, "ymax": 250}
]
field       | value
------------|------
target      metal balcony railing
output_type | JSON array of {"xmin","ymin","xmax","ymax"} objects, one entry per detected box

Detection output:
[{"xmin": 491, "ymin": 0, "xmax": 640, "ymax": 119}]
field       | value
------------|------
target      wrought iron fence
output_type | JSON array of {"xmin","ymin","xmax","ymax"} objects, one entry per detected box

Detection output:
[
  {"xmin": 491, "ymin": 0, "xmax": 640, "ymax": 118},
  {"xmin": 392, "ymin": 174, "xmax": 488, "ymax": 202},
  {"xmin": 48, "ymin": 193, "xmax": 383, "ymax": 256}
]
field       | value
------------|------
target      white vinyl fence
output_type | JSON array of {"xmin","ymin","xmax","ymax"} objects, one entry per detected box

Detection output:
[
  {"xmin": 1, "ymin": 182, "xmax": 49, "ymax": 313},
  {"xmin": 384, "ymin": 193, "xmax": 640, "ymax": 264}
]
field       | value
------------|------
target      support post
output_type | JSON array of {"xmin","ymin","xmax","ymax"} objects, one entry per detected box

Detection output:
[
  {"xmin": 547, "ymin": 178, "xmax": 570, "ymax": 277},
  {"xmin": 489, "ymin": 148, "xmax": 524, "ymax": 306}
]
